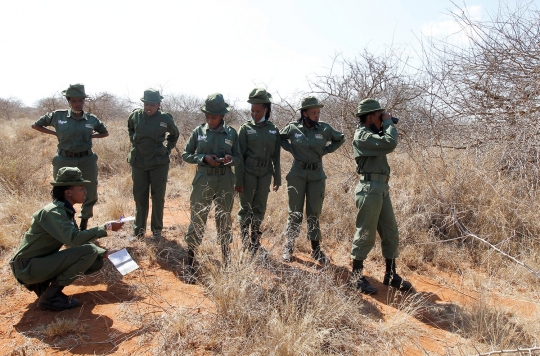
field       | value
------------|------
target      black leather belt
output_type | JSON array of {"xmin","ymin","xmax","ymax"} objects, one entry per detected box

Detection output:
[
  {"xmin": 295, "ymin": 160, "xmax": 319, "ymax": 170},
  {"xmin": 359, "ymin": 173, "xmax": 390, "ymax": 183},
  {"xmin": 9, "ymin": 258, "xmax": 32, "ymax": 270},
  {"xmin": 197, "ymin": 166, "xmax": 229, "ymax": 175},
  {"xmin": 58, "ymin": 149, "xmax": 92, "ymax": 158},
  {"xmin": 246, "ymin": 157, "xmax": 270, "ymax": 167}
]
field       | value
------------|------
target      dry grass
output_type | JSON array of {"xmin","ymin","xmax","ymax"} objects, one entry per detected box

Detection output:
[
  {"xmin": 36, "ymin": 317, "xmax": 87, "ymax": 337},
  {"xmin": 1, "ymin": 118, "xmax": 540, "ymax": 354}
]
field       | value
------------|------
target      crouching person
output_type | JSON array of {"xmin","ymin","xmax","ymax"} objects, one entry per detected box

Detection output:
[{"xmin": 9, "ymin": 167, "xmax": 124, "ymax": 311}]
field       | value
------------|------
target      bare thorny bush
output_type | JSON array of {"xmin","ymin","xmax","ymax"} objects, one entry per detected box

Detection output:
[
  {"xmin": 309, "ymin": 1, "xmax": 540, "ymax": 282},
  {"xmin": 1, "ymin": 2, "xmax": 540, "ymax": 354}
]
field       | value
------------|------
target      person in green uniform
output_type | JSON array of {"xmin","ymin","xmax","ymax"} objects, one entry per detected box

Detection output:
[
  {"xmin": 182, "ymin": 93, "xmax": 241, "ymax": 282},
  {"xmin": 9, "ymin": 167, "xmax": 124, "ymax": 311},
  {"xmin": 235, "ymin": 88, "xmax": 281, "ymax": 256},
  {"xmin": 128, "ymin": 89, "xmax": 179, "ymax": 239},
  {"xmin": 32, "ymin": 84, "xmax": 109, "ymax": 231},
  {"xmin": 350, "ymin": 98, "xmax": 412, "ymax": 294},
  {"xmin": 280, "ymin": 96, "xmax": 345, "ymax": 264}
]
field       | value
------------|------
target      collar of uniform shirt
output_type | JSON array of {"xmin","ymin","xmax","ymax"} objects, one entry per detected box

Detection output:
[
  {"xmin": 203, "ymin": 122, "xmax": 227, "ymax": 133},
  {"xmin": 63, "ymin": 200, "xmax": 76, "ymax": 215},
  {"xmin": 252, "ymin": 116, "xmax": 266, "ymax": 126},
  {"xmin": 67, "ymin": 109, "xmax": 88, "ymax": 120}
]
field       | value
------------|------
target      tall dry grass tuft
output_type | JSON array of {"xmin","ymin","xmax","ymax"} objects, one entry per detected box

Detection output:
[
  {"xmin": 451, "ymin": 299, "xmax": 537, "ymax": 352},
  {"xmin": 189, "ymin": 252, "xmax": 392, "ymax": 354}
]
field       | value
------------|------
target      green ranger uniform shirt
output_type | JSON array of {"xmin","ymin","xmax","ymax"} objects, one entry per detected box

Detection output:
[
  {"xmin": 353, "ymin": 119, "xmax": 397, "ymax": 174},
  {"xmin": 34, "ymin": 109, "xmax": 108, "ymax": 152},
  {"xmin": 127, "ymin": 109, "xmax": 180, "ymax": 170},
  {"xmin": 182, "ymin": 123, "xmax": 240, "ymax": 167},
  {"xmin": 236, "ymin": 119, "xmax": 281, "ymax": 187},
  {"xmin": 280, "ymin": 120, "xmax": 345, "ymax": 173},
  {"xmin": 12, "ymin": 201, "xmax": 108, "ymax": 260}
]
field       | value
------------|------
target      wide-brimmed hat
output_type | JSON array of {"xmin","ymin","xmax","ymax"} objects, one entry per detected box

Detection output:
[
  {"xmin": 247, "ymin": 88, "xmax": 273, "ymax": 104},
  {"xmin": 356, "ymin": 98, "xmax": 385, "ymax": 117},
  {"xmin": 51, "ymin": 167, "xmax": 91, "ymax": 186},
  {"xmin": 297, "ymin": 96, "xmax": 324, "ymax": 110},
  {"xmin": 140, "ymin": 89, "xmax": 163, "ymax": 103},
  {"xmin": 200, "ymin": 93, "xmax": 230, "ymax": 115},
  {"xmin": 61, "ymin": 84, "xmax": 89, "ymax": 98}
]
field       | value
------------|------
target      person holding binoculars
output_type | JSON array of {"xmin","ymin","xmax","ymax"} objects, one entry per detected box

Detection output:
[{"xmin": 349, "ymin": 98, "xmax": 412, "ymax": 295}]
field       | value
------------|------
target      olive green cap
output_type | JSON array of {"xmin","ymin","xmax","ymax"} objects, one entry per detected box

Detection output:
[
  {"xmin": 200, "ymin": 93, "xmax": 230, "ymax": 115},
  {"xmin": 61, "ymin": 84, "xmax": 89, "ymax": 98},
  {"xmin": 140, "ymin": 88, "xmax": 163, "ymax": 103},
  {"xmin": 51, "ymin": 167, "xmax": 91, "ymax": 186},
  {"xmin": 247, "ymin": 88, "xmax": 273, "ymax": 104},
  {"xmin": 297, "ymin": 96, "xmax": 324, "ymax": 110},
  {"xmin": 356, "ymin": 98, "xmax": 385, "ymax": 117}
]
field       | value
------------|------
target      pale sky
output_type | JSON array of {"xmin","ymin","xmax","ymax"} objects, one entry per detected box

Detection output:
[{"xmin": 0, "ymin": 0, "xmax": 534, "ymax": 108}]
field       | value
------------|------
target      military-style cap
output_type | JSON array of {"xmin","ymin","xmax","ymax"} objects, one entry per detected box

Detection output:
[
  {"xmin": 200, "ymin": 93, "xmax": 230, "ymax": 115},
  {"xmin": 298, "ymin": 96, "xmax": 324, "ymax": 110},
  {"xmin": 51, "ymin": 167, "xmax": 91, "ymax": 186},
  {"xmin": 356, "ymin": 98, "xmax": 385, "ymax": 117},
  {"xmin": 61, "ymin": 84, "xmax": 89, "ymax": 98},
  {"xmin": 140, "ymin": 88, "xmax": 163, "ymax": 103},
  {"xmin": 247, "ymin": 88, "xmax": 273, "ymax": 104}
]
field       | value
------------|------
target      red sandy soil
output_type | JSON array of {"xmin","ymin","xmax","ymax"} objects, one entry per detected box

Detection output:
[{"xmin": 1, "ymin": 202, "xmax": 537, "ymax": 355}]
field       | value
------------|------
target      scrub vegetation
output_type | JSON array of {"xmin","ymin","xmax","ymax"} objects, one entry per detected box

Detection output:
[{"xmin": 1, "ymin": 2, "xmax": 540, "ymax": 355}]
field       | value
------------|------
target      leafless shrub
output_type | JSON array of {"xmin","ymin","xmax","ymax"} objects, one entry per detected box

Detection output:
[
  {"xmin": 0, "ymin": 97, "xmax": 24, "ymax": 120},
  {"xmin": 34, "ymin": 93, "xmax": 65, "ymax": 113},
  {"xmin": 86, "ymin": 92, "xmax": 134, "ymax": 121}
]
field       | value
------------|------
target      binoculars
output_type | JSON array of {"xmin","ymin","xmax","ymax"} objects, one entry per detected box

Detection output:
[{"xmin": 391, "ymin": 116, "xmax": 399, "ymax": 124}]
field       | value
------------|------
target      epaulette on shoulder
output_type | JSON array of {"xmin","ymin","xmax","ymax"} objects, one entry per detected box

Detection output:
[
  {"xmin": 87, "ymin": 112, "xmax": 98, "ymax": 118},
  {"xmin": 131, "ymin": 108, "xmax": 139, "ymax": 113},
  {"xmin": 356, "ymin": 128, "xmax": 372, "ymax": 141}
]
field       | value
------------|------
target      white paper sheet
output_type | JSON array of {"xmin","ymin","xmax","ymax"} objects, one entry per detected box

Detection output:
[
  {"xmin": 119, "ymin": 216, "xmax": 136, "ymax": 222},
  {"xmin": 108, "ymin": 248, "xmax": 139, "ymax": 275}
]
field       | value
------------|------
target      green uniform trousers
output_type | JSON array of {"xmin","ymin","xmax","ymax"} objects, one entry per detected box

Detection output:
[
  {"xmin": 11, "ymin": 243, "xmax": 106, "ymax": 287},
  {"xmin": 237, "ymin": 170, "xmax": 273, "ymax": 226},
  {"xmin": 351, "ymin": 181, "xmax": 399, "ymax": 260},
  {"xmin": 52, "ymin": 153, "xmax": 98, "ymax": 220},
  {"xmin": 131, "ymin": 163, "xmax": 169, "ymax": 236},
  {"xmin": 185, "ymin": 169, "xmax": 235, "ymax": 247},
  {"xmin": 285, "ymin": 167, "xmax": 326, "ymax": 241}
]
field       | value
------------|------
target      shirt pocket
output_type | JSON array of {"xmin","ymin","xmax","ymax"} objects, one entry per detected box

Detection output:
[
  {"xmin": 196, "ymin": 139, "xmax": 209, "ymax": 154},
  {"xmin": 221, "ymin": 136, "xmax": 234, "ymax": 155},
  {"xmin": 83, "ymin": 123, "xmax": 95, "ymax": 142},
  {"xmin": 155, "ymin": 123, "xmax": 168, "ymax": 141}
]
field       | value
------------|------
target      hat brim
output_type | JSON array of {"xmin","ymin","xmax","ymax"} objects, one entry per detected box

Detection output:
[
  {"xmin": 200, "ymin": 105, "xmax": 230, "ymax": 115},
  {"xmin": 61, "ymin": 90, "xmax": 89, "ymax": 98},
  {"xmin": 247, "ymin": 99, "xmax": 272, "ymax": 104},
  {"xmin": 50, "ymin": 180, "xmax": 92, "ymax": 186},
  {"xmin": 355, "ymin": 107, "xmax": 385, "ymax": 117},
  {"xmin": 298, "ymin": 104, "xmax": 324, "ymax": 110}
]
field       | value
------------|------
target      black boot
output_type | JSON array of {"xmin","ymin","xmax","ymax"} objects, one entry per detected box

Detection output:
[
  {"xmin": 37, "ymin": 279, "xmax": 80, "ymax": 311},
  {"xmin": 184, "ymin": 249, "xmax": 196, "ymax": 284},
  {"xmin": 350, "ymin": 259, "xmax": 378, "ymax": 294},
  {"xmin": 240, "ymin": 224, "xmax": 250, "ymax": 251},
  {"xmin": 383, "ymin": 259, "xmax": 412, "ymax": 291},
  {"xmin": 249, "ymin": 224, "xmax": 261, "ymax": 254},
  {"xmin": 23, "ymin": 279, "xmax": 52, "ymax": 297},
  {"xmin": 79, "ymin": 218, "xmax": 88, "ymax": 231},
  {"xmin": 311, "ymin": 240, "xmax": 330, "ymax": 266},
  {"xmin": 221, "ymin": 243, "xmax": 231, "ymax": 267}
]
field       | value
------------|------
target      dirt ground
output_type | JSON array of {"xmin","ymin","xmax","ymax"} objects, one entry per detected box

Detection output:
[{"xmin": 0, "ymin": 201, "xmax": 537, "ymax": 355}]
